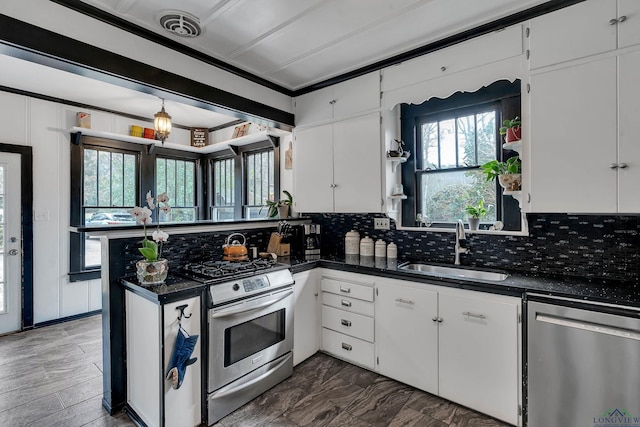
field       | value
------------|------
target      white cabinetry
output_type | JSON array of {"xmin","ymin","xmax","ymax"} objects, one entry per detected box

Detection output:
[
  {"xmin": 529, "ymin": 50, "xmax": 640, "ymax": 212},
  {"xmin": 375, "ymin": 282, "xmax": 438, "ymax": 394},
  {"xmin": 293, "ymin": 270, "xmax": 320, "ymax": 366},
  {"xmin": 438, "ymin": 290, "xmax": 520, "ymax": 426},
  {"xmin": 125, "ymin": 291, "xmax": 201, "ymax": 427},
  {"xmin": 320, "ymin": 271, "xmax": 375, "ymax": 369},
  {"xmin": 294, "ymin": 112, "xmax": 382, "ymax": 213},
  {"xmin": 528, "ymin": 0, "xmax": 640, "ymax": 70},
  {"xmin": 295, "ymin": 72, "xmax": 380, "ymax": 127}
]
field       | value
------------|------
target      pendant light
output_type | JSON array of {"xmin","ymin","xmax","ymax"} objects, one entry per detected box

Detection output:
[{"xmin": 154, "ymin": 99, "xmax": 172, "ymax": 143}]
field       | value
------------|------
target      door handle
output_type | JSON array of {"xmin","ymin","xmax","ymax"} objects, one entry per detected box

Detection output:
[{"xmin": 8, "ymin": 249, "xmax": 18, "ymax": 256}]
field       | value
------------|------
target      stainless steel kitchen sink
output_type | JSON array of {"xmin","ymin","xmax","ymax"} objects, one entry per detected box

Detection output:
[{"xmin": 398, "ymin": 263, "xmax": 508, "ymax": 282}]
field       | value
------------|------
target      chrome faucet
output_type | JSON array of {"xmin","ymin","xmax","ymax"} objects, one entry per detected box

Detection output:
[{"xmin": 454, "ymin": 219, "xmax": 468, "ymax": 265}]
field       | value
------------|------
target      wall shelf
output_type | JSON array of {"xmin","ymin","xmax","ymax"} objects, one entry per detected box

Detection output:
[
  {"xmin": 387, "ymin": 156, "xmax": 407, "ymax": 173},
  {"xmin": 502, "ymin": 140, "xmax": 522, "ymax": 154},
  {"xmin": 503, "ymin": 190, "xmax": 523, "ymax": 208},
  {"xmin": 389, "ymin": 194, "xmax": 407, "ymax": 210}
]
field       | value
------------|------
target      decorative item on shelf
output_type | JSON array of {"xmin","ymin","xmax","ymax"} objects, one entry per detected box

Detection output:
[
  {"xmin": 76, "ymin": 112, "xmax": 91, "ymax": 129},
  {"xmin": 143, "ymin": 128, "xmax": 155, "ymax": 139},
  {"xmin": 131, "ymin": 191, "xmax": 171, "ymax": 285},
  {"xmin": 481, "ymin": 156, "xmax": 522, "ymax": 191},
  {"xmin": 261, "ymin": 190, "xmax": 293, "ymax": 218},
  {"xmin": 190, "ymin": 127, "xmax": 209, "ymax": 148},
  {"xmin": 129, "ymin": 125, "xmax": 143, "ymax": 137},
  {"xmin": 232, "ymin": 123, "xmax": 250, "ymax": 138},
  {"xmin": 464, "ymin": 200, "xmax": 488, "ymax": 231},
  {"xmin": 392, "ymin": 183, "xmax": 404, "ymax": 196},
  {"xmin": 499, "ymin": 116, "xmax": 521, "ymax": 143},
  {"xmin": 154, "ymin": 98, "xmax": 172, "ymax": 144},
  {"xmin": 387, "ymin": 138, "xmax": 405, "ymax": 158}
]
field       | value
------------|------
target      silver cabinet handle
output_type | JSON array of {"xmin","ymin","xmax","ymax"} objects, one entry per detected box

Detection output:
[
  {"xmin": 610, "ymin": 163, "xmax": 619, "ymax": 169},
  {"xmin": 341, "ymin": 343, "xmax": 352, "ymax": 351},
  {"xmin": 432, "ymin": 316, "xmax": 443, "ymax": 323},
  {"xmin": 341, "ymin": 300, "xmax": 352, "ymax": 307},
  {"xmin": 463, "ymin": 311, "xmax": 487, "ymax": 320},
  {"xmin": 609, "ymin": 18, "xmax": 619, "ymax": 25},
  {"xmin": 339, "ymin": 286, "xmax": 351, "ymax": 294},
  {"xmin": 618, "ymin": 15, "xmax": 627, "ymax": 23},
  {"xmin": 341, "ymin": 319, "xmax": 352, "ymax": 327},
  {"xmin": 329, "ymin": 99, "xmax": 337, "ymax": 105},
  {"xmin": 395, "ymin": 298, "xmax": 414, "ymax": 305},
  {"xmin": 619, "ymin": 163, "xmax": 628, "ymax": 169},
  {"xmin": 8, "ymin": 249, "xmax": 19, "ymax": 256}
]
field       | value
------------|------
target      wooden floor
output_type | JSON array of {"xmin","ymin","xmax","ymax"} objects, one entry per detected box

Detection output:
[{"xmin": 0, "ymin": 315, "xmax": 509, "ymax": 427}]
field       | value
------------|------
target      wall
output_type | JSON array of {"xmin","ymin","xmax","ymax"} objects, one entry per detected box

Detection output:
[{"xmin": 311, "ymin": 213, "xmax": 640, "ymax": 284}]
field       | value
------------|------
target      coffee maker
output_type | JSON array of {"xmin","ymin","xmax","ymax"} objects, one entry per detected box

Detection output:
[{"xmin": 291, "ymin": 224, "xmax": 321, "ymax": 260}]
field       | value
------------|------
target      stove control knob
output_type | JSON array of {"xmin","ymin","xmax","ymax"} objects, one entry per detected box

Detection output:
[{"xmin": 233, "ymin": 283, "xmax": 240, "ymax": 291}]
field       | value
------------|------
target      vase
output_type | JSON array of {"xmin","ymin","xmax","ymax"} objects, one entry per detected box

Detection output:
[
  {"xmin": 468, "ymin": 217, "xmax": 480, "ymax": 231},
  {"xmin": 136, "ymin": 258, "xmax": 169, "ymax": 285},
  {"xmin": 505, "ymin": 127, "xmax": 521, "ymax": 143},
  {"xmin": 498, "ymin": 174, "xmax": 522, "ymax": 191},
  {"xmin": 277, "ymin": 205, "xmax": 289, "ymax": 219}
]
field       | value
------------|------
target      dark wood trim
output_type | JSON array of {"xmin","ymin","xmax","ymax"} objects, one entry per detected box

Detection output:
[
  {"xmin": 294, "ymin": 0, "xmax": 586, "ymax": 95},
  {"xmin": 0, "ymin": 14, "xmax": 294, "ymax": 128},
  {"xmin": 0, "ymin": 143, "xmax": 34, "ymax": 329},
  {"xmin": 49, "ymin": 0, "xmax": 293, "ymax": 97},
  {"xmin": 33, "ymin": 310, "xmax": 100, "ymax": 328}
]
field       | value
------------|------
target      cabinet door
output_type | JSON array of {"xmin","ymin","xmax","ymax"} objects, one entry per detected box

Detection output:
[
  {"xmin": 529, "ymin": 57, "xmax": 617, "ymax": 212},
  {"xmin": 293, "ymin": 270, "xmax": 320, "ymax": 366},
  {"xmin": 375, "ymin": 282, "xmax": 438, "ymax": 395},
  {"xmin": 293, "ymin": 124, "xmax": 335, "ymax": 212},
  {"xmin": 295, "ymin": 86, "xmax": 333, "ymax": 126},
  {"xmin": 618, "ymin": 48, "xmax": 640, "ymax": 212},
  {"xmin": 529, "ymin": 0, "xmax": 617, "ymax": 69},
  {"xmin": 333, "ymin": 113, "xmax": 382, "ymax": 212},
  {"xmin": 332, "ymin": 72, "xmax": 380, "ymax": 119},
  {"xmin": 438, "ymin": 292, "xmax": 519, "ymax": 426},
  {"xmin": 618, "ymin": 0, "xmax": 640, "ymax": 49}
]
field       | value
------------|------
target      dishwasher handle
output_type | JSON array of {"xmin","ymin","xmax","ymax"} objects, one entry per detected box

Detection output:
[{"xmin": 536, "ymin": 313, "xmax": 640, "ymax": 341}]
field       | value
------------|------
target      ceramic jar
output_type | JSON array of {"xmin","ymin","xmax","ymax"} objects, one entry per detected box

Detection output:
[
  {"xmin": 359, "ymin": 236, "xmax": 374, "ymax": 257},
  {"xmin": 386, "ymin": 242, "xmax": 398, "ymax": 259},
  {"xmin": 375, "ymin": 239, "xmax": 387, "ymax": 258},
  {"xmin": 345, "ymin": 230, "xmax": 360, "ymax": 255}
]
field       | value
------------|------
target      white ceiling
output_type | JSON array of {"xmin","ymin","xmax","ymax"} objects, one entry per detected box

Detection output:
[{"xmin": 1, "ymin": 0, "xmax": 552, "ymax": 128}]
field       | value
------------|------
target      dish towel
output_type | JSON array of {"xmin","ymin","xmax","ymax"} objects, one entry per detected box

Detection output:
[{"xmin": 165, "ymin": 326, "xmax": 199, "ymax": 390}]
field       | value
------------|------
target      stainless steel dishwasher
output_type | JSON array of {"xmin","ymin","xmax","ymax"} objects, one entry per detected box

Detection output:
[{"xmin": 527, "ymin": 296, "xmax": 640, "ymax": 427}]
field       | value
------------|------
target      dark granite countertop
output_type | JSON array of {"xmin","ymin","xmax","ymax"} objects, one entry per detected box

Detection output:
[{"xmin": 121, "ymin": 255, "xmax": 640, "ymax": 309}]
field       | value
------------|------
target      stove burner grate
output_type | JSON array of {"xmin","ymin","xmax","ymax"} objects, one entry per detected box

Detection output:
[{"xmin": 181, "ymin": 259, "xmax": 277, "ymax": 281}]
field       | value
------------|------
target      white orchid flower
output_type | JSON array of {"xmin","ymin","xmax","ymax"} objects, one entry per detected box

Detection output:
[
  {"xmin": 131, "ymin": 206, "xmax": 153, "ymax": 224},
  {"xmin": 157, "ymin": 192, "xmax": 170, "ymax": 204},
  {"xmin": 160, "ymin": 204, "xmax": 172, "ymax": 214},
  {"xmin": 152, "ymin": 229, "xmax": 169, "ymax": 243},
  {"xmin": 146, "ymin": 190, "xmax": 155, "ymax": 210}
]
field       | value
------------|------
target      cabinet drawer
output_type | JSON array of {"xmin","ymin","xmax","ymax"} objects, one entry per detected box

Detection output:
[
  {"xmin": 322, "ymin": 328, "xmax": 374, "ymax": 370},
  {"xmin": 321, "ymin": 277, "xmax": 374, "ymax": 302},
  {"xmin": 322, "ymin": 305, "xmax": 374, "ymax": 342},
  {"xmin": 322, "ymin": 292, "xmax": 374, "ymax": 317}
]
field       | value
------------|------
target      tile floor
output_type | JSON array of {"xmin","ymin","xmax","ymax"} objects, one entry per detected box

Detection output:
[{"xmin": 0, "ymin": 315, "xmax": 510, "ymax": 426}]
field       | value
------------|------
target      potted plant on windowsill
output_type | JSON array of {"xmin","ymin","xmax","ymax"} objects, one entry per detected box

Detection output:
[
  {"xmin": 499, "ymin": 116, "xmax": 521, "ymax": 143},
  {"xmin": 464, "ymin": 200, "xmax": 488, "ymax": 231},
  {"xmin": 481, "ymin": 156, "xmax": 522, "ymax": 191},
  {"xmin": 262, "ymin": 190, "xmax": 293, "ymax": 218}
]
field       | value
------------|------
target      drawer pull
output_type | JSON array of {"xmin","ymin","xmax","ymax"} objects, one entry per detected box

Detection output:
[
  {"xmin": 341, "ymin": 343, "xmax": 353, "ymax": 351},
  {"xmin": 395, "ymin": 298, "xmax": 414, "ymax": 305},
  {"xmin": 463, "ymin": 311, "xmax": 486, "ymax": 320},
  {"xmin": 341, "ymin": 300, "xmax": 352, "ymax": 307},
  {"xmin": 341, "ymin": 319, "xmax": 352, "ymax": 327},
  {"xmin": 339, "ymin": 286, "xmax": 351, "ymax": 294}
]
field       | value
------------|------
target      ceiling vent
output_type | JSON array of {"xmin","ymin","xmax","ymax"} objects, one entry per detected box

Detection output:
[{"xmin": 159, "ymin": 11, "xmax": 202, "ymax": 38}]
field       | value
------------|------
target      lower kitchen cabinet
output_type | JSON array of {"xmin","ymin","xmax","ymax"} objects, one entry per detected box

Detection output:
[
  {"xmin": 125, "ymin": 290, "xmax": 202, "ymax": 427},
  {"xmin": 293, "ymin": 270, "xmax": 320, "ymax": 366},
  {"xmin": 375, "ymin": 281, "xmax": 439, "ymax": 394},
  {"xmin": 438, "ymin": 290, "xmax": 520, "ymax": 426}
]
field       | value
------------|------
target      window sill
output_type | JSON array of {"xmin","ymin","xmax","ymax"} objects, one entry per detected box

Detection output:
[{"xmin": 396, "ymin": 221, "xmax": 529, "ymax": 236}]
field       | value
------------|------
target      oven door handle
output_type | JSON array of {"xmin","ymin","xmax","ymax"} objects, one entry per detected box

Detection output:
[
  {"xmin": 211, "ymin": 289, "xmax": 293, "ymax": 319},
  {"xmin": 210, "ymin": 354, "xmax": 291, "ymax": 400}
]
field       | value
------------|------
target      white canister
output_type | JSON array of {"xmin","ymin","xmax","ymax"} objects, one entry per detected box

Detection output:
[
  {"xmin": 375, "ymin": 239, "xmax": 387, "ymax": 258},
  {"xmin": 359, "ymin": 236, "xmax": 374, "ymax": 257},
  {"xmin": 386, "ymin": 242, "xmax": 398, "ymax": 259},
  {"xmin": 345, "ymin": 230, "xmax": 360, "ymax": 255}
]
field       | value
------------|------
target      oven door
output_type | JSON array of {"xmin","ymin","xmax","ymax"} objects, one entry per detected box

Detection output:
[{"xmin": 208, "ymin": 287, "xmax": 293, "ymax": 392}]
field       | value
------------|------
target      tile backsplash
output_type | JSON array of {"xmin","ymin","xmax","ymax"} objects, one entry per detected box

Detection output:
[{"xmin": 310, "ymin": 213, "xmax": 640, "ymax": 283}]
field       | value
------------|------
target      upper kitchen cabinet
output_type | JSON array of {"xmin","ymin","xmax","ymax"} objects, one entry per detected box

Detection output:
[
  {"xmin": 528, "ymin": 0, "xmax": 640, "ymax": 70},
  {"xmin": 295, "ymin": 72, "xmax": 381, "ymax": 127},
  {"xmin": 529, "ymin": 49, "xmax": 640, "ymax": 213},
  {"xmin": 294, "ymin": 113, "xmax": 382, "ymax": 213}
]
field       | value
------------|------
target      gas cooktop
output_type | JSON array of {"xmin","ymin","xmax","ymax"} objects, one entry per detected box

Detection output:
[{"xmin": 179, "ymin": 259, "xmax": 288, "ymax": 284}]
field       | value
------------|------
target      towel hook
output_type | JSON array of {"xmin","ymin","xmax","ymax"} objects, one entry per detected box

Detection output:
[{"xmin": 176, "ymin": 304, "xmax": 192, "ymax": 323}]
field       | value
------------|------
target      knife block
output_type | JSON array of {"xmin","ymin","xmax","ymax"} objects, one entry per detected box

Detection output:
[{"xmin": 267, "ymin": 233, "xmax": 290, "ymax": 256}]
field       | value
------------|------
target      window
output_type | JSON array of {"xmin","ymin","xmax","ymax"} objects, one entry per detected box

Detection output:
[
  {"xmin": 417, "ymin": 106, "xmax": 498, "ymax": 224},
  {"xmin": 156, "ymin": 157, "xmax": 197, "ymax": 222},
  {"xmin": 401, "ymin": 80, "xmax": 521, "ymax": 230},
  {"xmin": 245, "ymin": 149, "xmax": 274, "ymax": 219},
  {"xmin": 212, "ymin": 158, "xmax": 235, "ymax": 221}
]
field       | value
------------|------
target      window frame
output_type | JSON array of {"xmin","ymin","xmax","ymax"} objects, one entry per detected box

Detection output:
[{"xmin": 400, "ymin": 80, "xmax": 522, "ymax": 230}]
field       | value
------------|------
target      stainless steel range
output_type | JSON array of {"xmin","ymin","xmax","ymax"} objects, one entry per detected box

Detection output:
[{"xmin": 182, "ymin": 260, "xmax": 294, "ymax": 425}]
